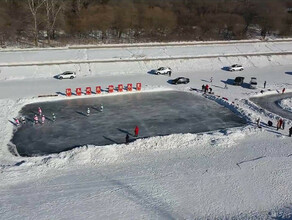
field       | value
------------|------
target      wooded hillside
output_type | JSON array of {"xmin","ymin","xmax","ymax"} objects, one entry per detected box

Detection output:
[{"xmin": 0, "ymin": 0, "xmax": 292, "ymax": 47}]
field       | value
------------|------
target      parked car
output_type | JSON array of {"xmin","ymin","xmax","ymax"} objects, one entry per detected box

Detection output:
[
  {"xmin": 155, "ymin": 67, "xmax": 172, "ymax": 75},
  {"xmin": 250, "ymin": 77, "xmax": 257, "ymax": 89},
  {"xmin": 171, "ymin": 77, "xmax": 190, "ymax": 85},
  {"xmin": 228, "ymin": 64, "xmax": 244, "ymax": 72},
  {"xmin": 233, "ymin": 77, "xmax": 244, "ymax": 86},
  {"xmin": 56, "ymin": 71, "xmax": 76, "ymax": 80}
]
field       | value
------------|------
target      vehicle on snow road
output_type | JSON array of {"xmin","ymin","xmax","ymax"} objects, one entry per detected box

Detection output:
[
  {"xmin": 228, "ymin": 64, "xmax": 244, "ymax": 72},
  {"xmin": 56, "ymin": 71, "xmax": 76, "ymax": 80},
  {"xmin": 171, "ymin": 77, "xmax": 190, "ymax": 85},
  {"xmin": 155, "ymin": 67, "xmax": 172, "ymax": 75}
]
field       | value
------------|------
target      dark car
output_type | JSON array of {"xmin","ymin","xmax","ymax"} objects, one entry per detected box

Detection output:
[
  {"xmin": 172, "ymin": 77, "xmax": 190, "ymax": 85},
  {"xmin": 233, "ymin": 77, "xmax": 244, "ymax": 86}
]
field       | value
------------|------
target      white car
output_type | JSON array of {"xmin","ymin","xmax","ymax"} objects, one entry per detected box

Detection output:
[
  {"xmin": 155, "ymin": 67, "xmax": 172, "ymax": 75},
  {"xmin": 57, "ymin": 71, "xmax": 76, "ymax": 79},
  {"xmin": 228, "ymin": 64, "xmax": 244, "ymax": 72}
]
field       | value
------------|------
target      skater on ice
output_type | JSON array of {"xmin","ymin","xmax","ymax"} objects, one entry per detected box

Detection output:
[
  {"xmin": 38, "ymin": 107, "xmax": 42, "ymax": 116},
  {"xmin": 100, "ymin": 104, "xmax": 103, "ymax": 112},
  {"xmin": 87, "ymin": 107, "xmax": 90, "ymax": 116},
  {"xmin": 202, "ymin": 84, "xmax": 205, "ymax": 92},
  {"xmin": 52, "ymin": 113, "xmax": 56, "ymax": 122},
  {"xmin": 34, "ymin": 115, "xmax": 38, "ymax": 124},
  {"xmin": 20, "ymin": 116, "xmax": 26, "ymax": 124},
  {"xmin": 15, "ymin": 118, "xmax": 20, "ymax": 126},
  {"xmin": 41, "ymin": 115, "xmax": 45, "ymax": 124},
  {"xmin": 289, "ymin": 126, "xmax": 292, "ymax": 137}
]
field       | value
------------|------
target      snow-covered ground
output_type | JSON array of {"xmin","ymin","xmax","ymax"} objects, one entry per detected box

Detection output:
[
  {"xmin": 0, "ymin": 41, "xmax": 292, "ymax": 219},
  {"xmin": 279, "ymin": 98, "xmax": 292, "ymax": 113}
]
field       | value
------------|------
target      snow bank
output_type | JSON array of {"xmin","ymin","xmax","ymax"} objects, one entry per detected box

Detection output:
[{"xmin": 279, "ymin": 98, "xmax": 292, "ymax": 113}]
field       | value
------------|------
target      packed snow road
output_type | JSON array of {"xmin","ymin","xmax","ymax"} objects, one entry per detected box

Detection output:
[
  {"xmin": 251, "ymin": 92, "xmax": 292, "ymax": 120},
  {"xmin": 1, "ymin": 40, "xmax": 292, "ymax": 66},
  {"xmin": 11, "ymin": 91, "xmax": 245, "ymax": 156}
]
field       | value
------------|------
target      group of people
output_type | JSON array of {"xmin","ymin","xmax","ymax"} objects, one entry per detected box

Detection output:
[
  {"xmin": 202, "ymin": 84, "xmax": 213, "ymax": 94},
  {"xmin": 86, "ymin": 104, "xmax": 103, "ymax": 116},
  {"xmin": 33, "ymin": 107, "xmax": 56, "ymax": 125},
  {"xmin": 265, "ymin": 118, "xmax": 292, "ymax": 137},
  {"xmin": 276, "ymin": 118, "xmax": 285, "ymax": 130},
  {"xmin": 14, "ymin": 107, "xmax": 56, "ymax": 126}
]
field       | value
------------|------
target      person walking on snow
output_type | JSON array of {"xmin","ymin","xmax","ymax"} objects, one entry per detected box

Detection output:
[
  {"xmin": 205, "ymin": 84, "xmax": 209, "ymax": 93},
  {"xmin": 34, "ymin": 115, "xmax": 38, "ymax": 124},
  {"xmin": 277, "ymin": 118, "xmax": 283, "ymax": 130},
  {"xmin": 134, "ymin": 126, "xmax": 139, "ymax": 137},
  {"xmin": 282, "ymin": 120, "xmax": 285, "ymax": 130},
  {"xmin": 38, "ymin": 107, "xmax": 42, "ymax": 116},
  {"xmin": 256, "ymin": 118, "xmax": 261, "ymax": 128},
  {"xmin": 264, "ymin": 81, "xmax": 266, "ymax": 89},
  {"xmin": 100, "ymin": 104, "xmax": 103, "ymax": 112},
  {"xmin": 87, "ymin": 107, "xmax": 90, "ymax": 116}
]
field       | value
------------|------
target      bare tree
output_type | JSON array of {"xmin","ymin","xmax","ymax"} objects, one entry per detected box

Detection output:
[
  {"xmin": 44, "ymin": 0, "xmax": 64, "ymax": 45},
  {"xmin": 27, "ymin": 0, "xmax": 45, "ymax": 46}
]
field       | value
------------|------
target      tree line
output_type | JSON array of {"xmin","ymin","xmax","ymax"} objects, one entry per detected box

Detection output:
[{"xmin": 0, "ymin": 0, "xmax": 292, "ymax": 47}]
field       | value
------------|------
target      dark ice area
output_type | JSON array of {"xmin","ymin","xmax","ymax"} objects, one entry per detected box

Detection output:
[{"xmin": 11, "ymin": 91, "xmax": 246, "ymax": 156}]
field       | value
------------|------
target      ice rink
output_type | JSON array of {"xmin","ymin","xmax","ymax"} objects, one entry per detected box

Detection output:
[{"xmin": 11, "ymin": 91, "xmax": 246, "ymax": 156}]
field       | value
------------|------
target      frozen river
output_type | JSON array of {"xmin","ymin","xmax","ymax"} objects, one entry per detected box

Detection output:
[{"xmin": 11, "ymin": 91, "xmax": 246, "ymax": 156}]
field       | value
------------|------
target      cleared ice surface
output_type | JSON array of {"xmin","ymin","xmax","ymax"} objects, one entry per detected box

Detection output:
[
  {"xmin": 251, "ymin": 92, "xmax": 292, "ymax": 120},
  {"xmin": 11, "ymin": 91, "xmax": 246, "ymax": 156}
]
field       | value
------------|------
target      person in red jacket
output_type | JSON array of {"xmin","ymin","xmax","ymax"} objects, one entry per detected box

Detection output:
[{"xmin": 134, "ymin": 126, "xmax": 139, "ymax": 137}]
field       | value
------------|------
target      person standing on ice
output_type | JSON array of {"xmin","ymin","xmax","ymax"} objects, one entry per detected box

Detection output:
[
  {"xmin": 289, "ymin": 126, "xmax": 292, "ymax": 137},
  {"xmin": 134, "ymin": 126, "xmax": 139, "ymax": 137},
  {"xmin": 87, "ymin": 107, "xmax": 90, "ymax": 116},
  {"xmin": 125, "ymin": 134, "xmax": 130, "ymax": 144},
  {"xmin": 52, "ymin": 113, "xmax": 56, "ymax": 122},
  {"xmin": 15, "ymin": 118, "xmax": 20, "ymax": 126},
  {"xmin": 34, "ymin": 115, "xmax": 38, "ymax": 124},
  {"xmin": 100, "ymin": 104, "xmax": 103, "ymax": 112},
  {"xmin": 41, "ymin": 115, "xmax": 45, "ymax": 124},
  {"xmin": 264, "ymin": 81, "xmax": 267, "ymax": 89},
  {"xmin": 38, "ymin": 107, "xmax": 42, "ymax": 116},
  {"xmin": 202, "ymin": 84, "xmax": 205, "ymax": 92}
]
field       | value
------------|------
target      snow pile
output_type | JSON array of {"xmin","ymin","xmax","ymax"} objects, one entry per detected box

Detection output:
[{"xmin": 279, "ymin": 98, "xmax": 292, "ymax": 113}]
